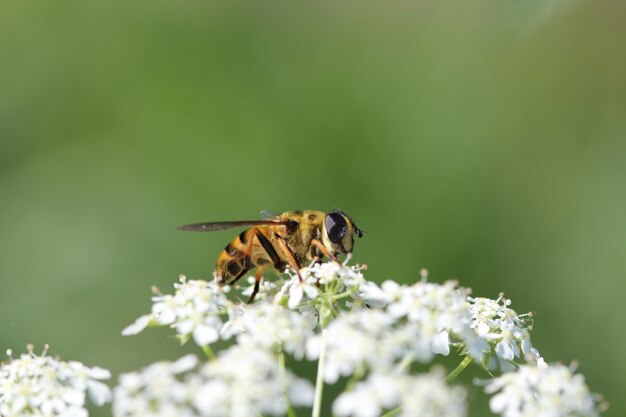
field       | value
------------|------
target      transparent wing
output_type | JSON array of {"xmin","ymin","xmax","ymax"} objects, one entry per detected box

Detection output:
[
  {"xmin": 259, "ymin": 210, "xmax": 279, "ymax": 220},
  {"xmin": 177, "ymin": 220, "xmax": 288, "ymax": 232}
]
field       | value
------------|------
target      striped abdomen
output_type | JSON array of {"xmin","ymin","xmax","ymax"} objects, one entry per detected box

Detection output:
[{"xmin": 214, "ymin": 227, "xmax": 284, "ymax": 285}]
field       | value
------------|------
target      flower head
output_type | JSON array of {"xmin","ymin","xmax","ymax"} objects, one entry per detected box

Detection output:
[
  {"xmin": 192, "ymin": 345, "xmax": 314, "ymax": 417},
  {"xmin": 305, "ymin": 262, "xmax": 365, "ymax": 288},
  {"xmin": 468, "ymin": 295, "xmax": 540, "ymax": 369},
  {"xmin": 485, "ymin": 362, "xmax": 602, "ymax": 417},
  {"xmin": 0, "ymin": 345, "xmax": 111, "ymax": 417},
  {"xmin": 307, "ymin": 279, "xmax": 488, "ymax": 382},
  {"xmin": 122, "ymin": 275, "xmax": 230, "ymax": 347},
  {"xmin": 307, "ymin": 309, "xmax": 395, "ymax": 383},
  {"xmin": 113, "ymin": 346, "xmax": 313, "ymax": 417},
  {"xmin": 115, "ymin": 260, "xmax": 605, "ymax": 417},
  {"xmin": 383, "ymin": 279, "xmax": 473, "ymax": 358},
  {"xmin": 113, "ymin": 355, "xmax": 199, "ymax": 417},
  {"xmin": 277, "ymin": 272, "xmax": 320, "ymax": 309},
  {"xmin": 221, "ymin": 303, "xmax": 316, "ymax": 359},
  {"xmin": 240, "ymin": 276, "xmax": 278, "ymax": 302},
  {"xmin": 274, "ymin": 262, "xmax": 367, "ymax": 310},
  {"xmin": 333, "ymin": 369, "xmax": 467, "ymax": 417}
]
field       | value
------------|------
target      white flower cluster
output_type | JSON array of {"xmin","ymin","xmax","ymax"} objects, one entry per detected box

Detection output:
[
  {"xmin": 0, "ymin": 346, "xmax": 111, "ymax": 417},
  {"xmin": 221, "ymin": 303, "xmax": 316, "ymax": 359},
  {"xmin": 350, "ymin": 279, "xmax": 542, "ymax": 369},
  {"xmin": 485, "ymin": 363, "xmax": 601, "ymax": 417},
  {"xmin": 306, "ymin": 310, "xmax": 394, "ymax": 383},
  {"xmin": 378, "ymin": 280, "xmax": 481, "ymax": 358},
  {"xmin": 122, "ymin": 264, "xmax": 367, "ymax": 350},
  {"xmin": 305, "ymin": 262, "xmax": 365, "ymax": 288},
  {"xmin": 240, "ymin": 276, "xmax": 279, "ymax": 302},
  {"xmin": 467, "ymin": 295, "xmax": 540, "ymax": 370},
  {"xmin": 333, "ymin": 369, "xmax": 467, "ymax": 417},
  {"xmin": 275, "ymin": 262, "xmax": 366, "ymax": 309},
  {"xmin": 124, "ymin": 264, "xmax": 543, "ymax": 377},
  {"xmin": 113, "ymin": 348, "xmax": 313, "ymax": 417},
  {"xmin": 118, "ymin": 261, "xmax": 603, "ymax": 417},
  {"xmin": 192, "ymin": 345, "xmax": 314, "ymax": 417},
  {"xmin": 113, "ymin": 355, "xmax": 198, "ymax": 417},
  {"xmin": 122, "ymin": 276, "xmax": 230, "ymax": 346},
  {"xmin": 307, "ymin": 279, "xmax": 489, "ymax": 382}
]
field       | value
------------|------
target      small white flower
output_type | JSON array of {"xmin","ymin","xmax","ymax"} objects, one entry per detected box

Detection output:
[
  {"xmin": 468, "ymin": 295, "xmax": 540, "ymax": 368},
  {"xmin": 307, "ymin": 309, "xmax": 398, "ymax": 382},
  {"xmin": 113, "ymin": 355, "xmax": 198, "ymax": 417},
  {"xmin": 261, "ymin": 262, "xmax": 368, "ymax": 310},
  {"xmin": 279, "ymin": 274, "xmax": 319, "ymax": 309},
  {"xmin": 484, "ymin": 363, "xmax": 601, "ymax": 417},
  {"xmin": 289, "ymin": 378, "xmax": 315, "ymax": 408},
  {"xmin": 333, "ymin": 373, "xmax": 399, "ymax": 417},
  {"xmin": 356, "ymin": 280, "xmax": 389, "ymax": 307},
  {"xmin": 384, "ymin": 280, "xmax": 467, "ymax": 327},
  {"xmin": 240, "ymin": 276, "xmax": 278, "ymax": 302},
  {"xmin": 398, "ymin": 368, "xmax": 467, "ymax": 417},
  {"xmin": 192, "ymin": 345, "xmax": 314, "ymax": 417},
  {"xmin": 114, "ymin": 347, "xmax": 313, "ymax": 417},
  {"xmin": 221, "ymin": 303, "xmax": 316, "ymax": 359},
  {"xmin": 308, "ymin": 280, "xmax": 484, "ymax": 382},
  {"xmin": 333, "ymin": 369, "xmax": 467, "ymax": 417},
  {"xmin": 121, "ymin": 314, "xmax": 152, "ymax": 336},
  {"xmin": 122, "ymin": 276, "xmax": 230, "ymax": 347},
  {"xmin": 0, "ymin": 346, "xmax": 111, "ymax": 417},
  {"xmin": 383, "ymin": 279, "xmax": 478, "ymax": 361},
  {"xmin": 304, "ymin": 262, "xmax": 366, "ymax": 288}
]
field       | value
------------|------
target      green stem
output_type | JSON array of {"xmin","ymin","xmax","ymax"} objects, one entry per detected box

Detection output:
[
  {"xmin": 331, "ymin": 290, "xmax": 354, "ymax": 301},
  {"xmin": 381, "ymin": 407, "xmax": 402, "ymax": 417},
  {"xmin": 201, "ymin": 345, "xmax": 216, "ymax": 361},
  {"xmin": 445, "ymin": 355, "xmax": 472, "ymax": 383},
  {"xmin": 344, "ymin": 364, "xmax": 365, "ymax": 392},
  {"xmin": 395, "ymin": 352, "xmax": 414, "ymax": 373},
  {"xmin": 312, "ymin": 328, "xmax": 328, "ymax": 417},
  {"xmin": 278, "ymin": 352, "xmax": 298, "ymax": 417},
  {"xmin": 329, "ymin": 300, "xmax": 341, "ymax": 318},
  {"xmin": 287, "ymin": 403, "xmax": 298, "ymax": 417},
  {"xmin": 323, "ymin": 280, "xmax": 335, "ymax": 296}
]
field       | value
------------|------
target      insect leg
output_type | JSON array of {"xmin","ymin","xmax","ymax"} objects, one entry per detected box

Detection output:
[
  {"xmin": 228, "ymin": 266, "xmax": 250, "ymax": 286},
  {"xmin": 274, "ymin": 236, "xmax": 303, "ymax": 282},
  {"xmin": 254, "ymin": 229, "xmax": 283, "ymax": 270},
  {"xmin": 246, "ymin": 266, "xmax": 264, "ymax": 304},
  {"xmin": 242, "ymin": 230, "xmax": 255, "ymax": 268},
  {"xmin": 310, "ymin": 239, "xmax": 338, "ymax": 262}
]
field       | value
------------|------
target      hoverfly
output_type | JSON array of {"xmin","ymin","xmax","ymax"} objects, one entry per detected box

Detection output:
[{"xmin": 178, "ymin": 209, "xmax": 363, "ymax": 302}]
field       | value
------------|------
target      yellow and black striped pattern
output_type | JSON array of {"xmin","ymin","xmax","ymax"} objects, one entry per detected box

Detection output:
[{"xmin": 214, "ymin": 210, "xmax": 325, "ymax": 285}]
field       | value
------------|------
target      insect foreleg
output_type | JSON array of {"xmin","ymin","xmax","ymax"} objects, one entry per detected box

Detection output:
[
  {"xmin": 310, "ymin": 239, "xmax": 338, "ymax": 262},
  {"xmin": 274, "ymin": 236, "xmax": 303, "ymax": 282}
]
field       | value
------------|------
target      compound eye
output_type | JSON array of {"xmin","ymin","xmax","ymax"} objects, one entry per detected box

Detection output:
[
  {"xmin": 325, "ymin": 212, "xmax": 347, "ymax": 243},
  {"xmin": 356, "ymin": 228, "xmax": 363, "ymax": 238}
]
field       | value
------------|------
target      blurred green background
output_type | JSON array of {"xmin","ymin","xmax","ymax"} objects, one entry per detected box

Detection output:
[{"xmin": 1, "ymin": 0, "xmax": 624, "ymax": 415}]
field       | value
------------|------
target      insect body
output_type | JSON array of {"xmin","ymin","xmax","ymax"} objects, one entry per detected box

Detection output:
[{"xmin": 178, "ymin": 209, "xmax": 363, "ymax": 302}]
